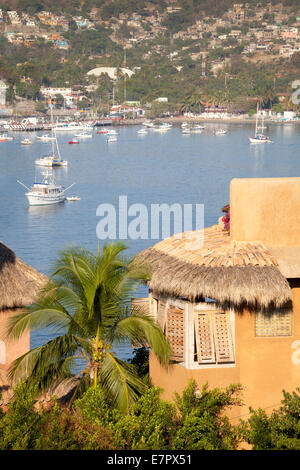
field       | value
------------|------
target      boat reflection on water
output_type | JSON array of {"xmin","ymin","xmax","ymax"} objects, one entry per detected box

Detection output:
[{"xmin": 27, "ymin": 202, "xmax": 65, "ymax": 216}]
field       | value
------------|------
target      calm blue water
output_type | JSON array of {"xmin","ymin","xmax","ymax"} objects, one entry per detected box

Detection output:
[{"xmin": 1, "ymin": 122, "xmax": 300, "ymax": 358}]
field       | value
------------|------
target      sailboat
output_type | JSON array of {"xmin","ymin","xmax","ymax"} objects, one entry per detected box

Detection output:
[
  {"xmin": 249, "ymin": 104, "xmax": 272, "ymax": 144},
  {"xmin": 17, "ymin": 169, "xmax": 75, "ymax": 206},
  {"xmin": 35, "ymin": 108, "xmax": 68, "ymax": 167}
]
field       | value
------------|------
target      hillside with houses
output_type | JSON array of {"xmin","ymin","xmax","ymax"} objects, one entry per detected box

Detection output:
[{"xmin": 0, "ymin": 0, "xmax": 300, "ymax": 117}]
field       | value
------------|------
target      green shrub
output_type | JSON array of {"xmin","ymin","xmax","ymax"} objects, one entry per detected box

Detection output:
[
  {"xmin": 172, "ymin": 380, "xmax": 243, "ymax": 450},
  {"xmin": 242, "ymin": 388, "xmax": 300, "ymax": 450}
]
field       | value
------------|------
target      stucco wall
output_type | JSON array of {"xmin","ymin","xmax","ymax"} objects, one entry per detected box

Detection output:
[
  {"xmin": 230, "ymin": 177, "xmax": 300, "ymax": 246},
  {"xmin": 0, "ymin": 310, "xmax": 30, "ymax": 374}
]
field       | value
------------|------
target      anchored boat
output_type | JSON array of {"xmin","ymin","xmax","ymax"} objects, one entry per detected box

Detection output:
[
  {"xmin": 18, "ymin": 169, "xmax": 75, "ymax": 206},
  {"xmin": 249, "ymin": 104, "xmax": 272, "ymax": 144},
  {"xmin": 35, "ymin": 130, "xmax": 67, "ymax": 167}
]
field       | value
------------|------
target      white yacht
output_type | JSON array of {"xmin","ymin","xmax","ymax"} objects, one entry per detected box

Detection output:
[
  {"xmin": 37, "ymin": 134, "xmax": 55, "ymax": 141},
  {"xmin": 249, "ymin": 104, "xmax": 272, "ymax": 144},
  {"xmin": 106, "ymin": 136, "xmax": 117, "ymax": 143},
  {"xmin": 74, "ymin": 132, "xmax": 93, "ymax": 138},
  {"xmin": 18, "ymin": 170, "xmax": 75, "ymax": 206},
  {"xmin": 54, "ymin": 122, "xmax": 94, "ymax": 132},
  {"xmin": 35, "ymin": 118, "xmax": 67, "ymax": 168},
  {"xmin": 0, "ymin": 133, "xmax": 13, "ymax": 141},
  {"xmin": 142, "ymin": 120, "xmax": 155, "ymax": 128},
  {"xmin": 152, "ymin": 125, "xmax": 171, "ymax": 132},
  {"xmin": 106, "ymin": 129, "xmax": 118, "ymax": 135},
  {"xmin": 21, "ymin": 138, "xmax": 33, "ymax": 145},
  {"xmin": 137, "ymin": 128, "xmax": 148, "ymax": 135}
]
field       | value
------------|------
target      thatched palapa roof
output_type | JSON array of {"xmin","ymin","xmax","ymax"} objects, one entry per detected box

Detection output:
[
  {"xmin": 133, "ymin": 225, "xmax": 292, "ymax": 310},
  {"xmin": 0, "ymin": 242, "xmax": 47, "ymax": 310}
]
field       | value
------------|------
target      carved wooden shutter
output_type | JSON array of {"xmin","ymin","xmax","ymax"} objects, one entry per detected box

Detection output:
[
  {"xmin": 131, "ymin": 298, "xmax": 149, "ymax": 315},
  {"xmin": 194, "ymin": 311, "xmax": 216, "ymax": 364},
  {"xmin": 194, "ymin": 310, "xmax": 234, "ymax": 364},
  {"xmin": 211, "ymin": 311, "xmax": 234, "ymax": 363},
  {"xmin": 166, "ymin": 305, "xmax": 185, "ymax": 362}
]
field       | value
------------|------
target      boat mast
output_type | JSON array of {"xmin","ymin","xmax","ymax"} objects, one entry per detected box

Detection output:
[
  {"xmin": 50, "ymin": 105, "xmax": 56, "ymax": 158},
  {"xmin": 255, "ymin": 102, "xmax": 259, "ymax": 138},
  {"xmin": 55, "ymin": 131, "xmax": 62, "ymax": 162}
]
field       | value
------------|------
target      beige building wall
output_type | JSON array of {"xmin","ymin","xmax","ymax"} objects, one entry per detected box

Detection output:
[
  {"xmin": 230, "ymin": 178, "xmax": 300, "ymax": 246},
  {"xmin": 0, "ymin": 309, "xmax": 29, "ymax": 374}
]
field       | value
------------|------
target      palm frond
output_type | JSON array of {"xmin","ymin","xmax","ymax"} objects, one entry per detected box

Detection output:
[
  {"xmin": 100, "ymin": 351, "xmax": 147, "ymax": 413},
  {"xmin": 9, "ymin": 334, "xmax": 79, "ymax": 390},
  {"xmin": 6, "ymin": 283, "xmax": 85, "ymax": 340},
  {"xmin": 113, "ymin": 312, "xmax": 171, "ymax": 366}
]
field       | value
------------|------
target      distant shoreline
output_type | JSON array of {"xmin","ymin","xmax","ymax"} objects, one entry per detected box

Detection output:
[{"xmin": 117, "ymin": 116, "xmax": 300, "ymax": 126}]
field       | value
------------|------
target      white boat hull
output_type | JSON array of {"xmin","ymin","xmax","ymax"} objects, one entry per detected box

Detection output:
[
  {"xmin": 25, "ymin": 192, "xmax": 65, "ymax": 206},
  {"xmin": 35, "ymin": 158, "xmax": 68, "ymax": 167},
  {"xmin": 249, "ymin": 137, "xmax": 272, "ymax": 144}
]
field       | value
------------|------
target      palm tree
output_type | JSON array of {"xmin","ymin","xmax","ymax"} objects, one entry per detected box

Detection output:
[{"xmin": 7, "ymin": 242, "xmax": 171, "ymax": 413}]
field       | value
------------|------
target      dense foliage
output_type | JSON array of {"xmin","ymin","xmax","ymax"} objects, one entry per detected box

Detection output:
[
  {"xmin": 0, "ymin": 379, "xmax": 243, "ymax": 450},
  {"xmin": 241, "ymin": 388, "xmax": 300, "ymax": 450}
]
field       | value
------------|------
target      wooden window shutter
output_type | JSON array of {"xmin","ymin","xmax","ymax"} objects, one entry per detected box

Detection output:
[
  {"xmin": 211, "ymin": 311, "xmax": 235, "ymax": 363},
  {"xmin": 255, "ymin": 312, "xmax": 292, "ymax": 337},
  {"xmin": 166, "ymin": 305, "xmax": 185, "ymax": 362},
  {"xmin": 131, "ymin": 298, "xmax": 149, "ymax": 315},
  {"xmin": 194, "ymin": 311, "xmax": 216, "ymax": 364}
]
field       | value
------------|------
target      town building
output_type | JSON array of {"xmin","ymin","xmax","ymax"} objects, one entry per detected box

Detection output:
[
  {"xmin": 0, "ymin": 80, "xmax": 7, "ymax": 106},
  {"xmin": 134, "ymin": 177, "xmax": 300, "ymax": 418}
]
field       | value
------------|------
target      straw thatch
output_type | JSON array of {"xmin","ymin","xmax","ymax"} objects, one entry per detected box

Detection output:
[
  {"xmin": 0, "ymin": 241, "xmax": 47, "ymax": 311},
  {"xmin": 133, "ymin": 225, "xmax": 292, "ymax": 310}
]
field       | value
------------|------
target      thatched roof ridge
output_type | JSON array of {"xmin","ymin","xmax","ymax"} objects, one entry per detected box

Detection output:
[
  {"xmin": 133, "ymin": 225, "xmax": 292, "ymax": 309},
  {"xmin": 0, "ymin": 242, "xmax": 47, "ymax": 310}
]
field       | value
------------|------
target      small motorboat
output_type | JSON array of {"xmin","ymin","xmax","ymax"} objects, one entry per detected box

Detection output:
[
  {"xmin": 137, "ymin": 128, "xmax": 148, "ymax": 135},
  {"xmin": 97, "ymin": 129, "xmax": 108, "ymax": 134},
  {"xmin": 74, "ymin": 132, "xmax": 92, "ymax": 138},
  {"xmin": 215, "ymin": 129, "xmax": 228, "ymax": 135},
  {"xmin": 66, "ymin": 196, "xmax": 81, "ymax": 201},
  {"xmin": 37, "ymin": 134, "xmax": 55, "ymax": 141},
  {"xmin": 21, "ymin": 138, "xmax": 33, "ymax": 145},
  {"xmin": 0, "ymin": 133, "xmax": 13, "ymax": 141},
  {"xmin": 106, "ymin": 129, "xmax": 118, "ymax": 135},
  {"xmin": 68, "ymin": 140, "xmax": 79, "ymax": 144},
  {"xmin": 106, "ymin": 136, "xmax": 117, "ymax": 143}
]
